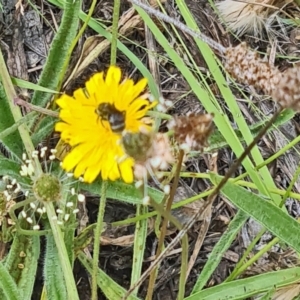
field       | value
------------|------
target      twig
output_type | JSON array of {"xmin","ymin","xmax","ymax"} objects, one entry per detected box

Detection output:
[
  {"xmin": 14, "ymin": 98, "xmax": 59, "ymax": 118},
  {"xmin": 146, "ymin": 150, "xmax": 186, "ymax": 299},
  {"xmin": 128, "ymin": 0, "xmax": 226, "ymax": 54}
]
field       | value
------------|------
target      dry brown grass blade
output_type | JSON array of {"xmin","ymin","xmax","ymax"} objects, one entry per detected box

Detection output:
[
  {"xmin": 143, "ymin": 1, "xmax": 162, "ymax": 96},
  {"xmin": 63, "ymin": 0, "xmax": 166, "ymax": 88},
  {"xmin": 272, "ymin": 283, "xmax": 300, "ymax": 300},
  {"xmin": 185, "ymin": 152, "xmax": 217, "ymax": 281},
  {"xmin": 62, "ymin": 5, "xmax": 135, "ymax": 89},
  {"xmin": 185, "ymin": 201, "xmax": 213, "ymax": 282}
]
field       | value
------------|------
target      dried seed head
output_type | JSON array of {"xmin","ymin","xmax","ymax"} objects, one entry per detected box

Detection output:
[
  {"xmin": 271, "ymin": 66, "xmax": 300, "ymax": 111},
  {"xmin": 216, "ymin": 0, "xmax": 279, "ymax": 37},
  {"xmin": 168, "ymin": 113, "xmax": 214, "ymax": 152},
  {"xmin": 224, "ymin": 42, "xmax": 282, "ymax": 95}
]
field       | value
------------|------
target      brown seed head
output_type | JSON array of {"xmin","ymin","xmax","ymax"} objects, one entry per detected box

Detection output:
[
  {"xmin": 225, "ymin": 42, "xmax": 282, "ymax": 95},
  {"xmin": 168, "ymin": 113, "xmax": 214, "ymax": 152},
  {"xmin": 271, "ymin": 66, "xmax": 300, "ymax": 111}
]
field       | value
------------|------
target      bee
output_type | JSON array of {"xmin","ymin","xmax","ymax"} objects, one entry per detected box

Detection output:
[{"xmin": 95, "ymin": 103, "xmax": 126, "ymax": 133}]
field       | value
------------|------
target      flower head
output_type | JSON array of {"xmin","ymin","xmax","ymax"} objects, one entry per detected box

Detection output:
[
  {"xmin": 168, "ymin": 113, "xmax": 214, "ymax": 152},
  {"xmin": 55, "ymin": 66, "xmax": 157, "ymax": 183},
  {"xmin": 5, "ymin": 149, "xmax": 86, "ymax": 231},
  {"xmin": 123, "ymin": 131, "xmax": 174, "ymax": 181}
]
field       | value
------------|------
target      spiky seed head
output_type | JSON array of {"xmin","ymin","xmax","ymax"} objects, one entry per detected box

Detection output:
[
  {"xmin": 216, "ymin": 0, "xmax": 284, "ymax": 37},
  {"xmin": 33, "ymin": 174, "xmax": 61, "ymax": 203}
]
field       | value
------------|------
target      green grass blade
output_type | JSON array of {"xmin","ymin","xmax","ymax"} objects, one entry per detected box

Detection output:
[
  {"xmin": 185, "ymin": 267, "xmax": 300, "ymax": 300},
  {"xmin": 78, "ymin": 252, "xmax": 141, "ymax": 300},
  {"xmin": 80, "ymin": 180, "xmax": 164, "ymax": 205},
  {"xmin": 11, "ymin": 78, "xmax": 59, "ymax": 94},
  {"xmin": 211, "ymin": 174, "xmax": 300, "ymax": 252},
  {"xmin": 192, "ymin": 210, "xmax": 248, "ymax": 293}
]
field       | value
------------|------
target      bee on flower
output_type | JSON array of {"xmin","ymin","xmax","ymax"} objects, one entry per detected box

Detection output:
[
  {"xmin": 55, "ymin": 66, "xmax": 215, "ymax": 191},
  {"xmin": 55, "ymin": 66, "xmax": 157, "ymax": 184}
]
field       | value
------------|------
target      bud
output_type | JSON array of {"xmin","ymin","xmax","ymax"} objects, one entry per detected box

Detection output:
[{"xmin": 33, "ymin": 174, "xmax": 61, "ymax": 203}]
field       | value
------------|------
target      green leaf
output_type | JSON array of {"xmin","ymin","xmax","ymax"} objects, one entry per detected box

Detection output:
[
  {"xmin": 11, "ymin": 77, "xmax": 59, "ymax": 94},
  {"xmin": 44, "ymin": 233, "xmax": 68, "ymax": 299},
  {"xmin": 31, "ymin": 116, "xmax": 56, "ymax": 147},
  {"xmin": 0, "ymin": 261, "xmax": 21, "ymax": 300},
  {"xmin": 80, "ymin": 179, "xmax": 164, "ymax": 205},
  {"xmin": 211, "ymin": 174, "xmax": 300, "ymax": 253},
  {"xmin": 31, "ymin": 0, "xmax": 82, "ymax": 107},
  {"xmin": 0, "ymin": 156, "xmax": 30, "ymax": 184},
  {"xmin": 185, "ymin": 267, "xmax": 300, "ymax": 300},
  {"xmin": 0, "ymin": 83, "xmax": 23, "ymax": 159},
  {"xmin": 4, "ymin": 233, "xmax": 40, "ymax": 299},
  {"xmin": 17, "ymin": 235, "xmax": 40, "ymax": 299},
  {"xmin": 192, "ymin": 210, "xmax": 248, "ymax": 293}
]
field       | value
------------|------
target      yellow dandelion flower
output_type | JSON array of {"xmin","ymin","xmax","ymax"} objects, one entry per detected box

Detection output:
[{"xmin": 55, "ymin": 66, "xmax": 157, "ymax": 184}]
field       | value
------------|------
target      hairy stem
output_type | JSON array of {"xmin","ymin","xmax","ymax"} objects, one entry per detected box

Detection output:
[{"xmin": 91, "ymin": 181, "xmax": 108, "ymax": 300}]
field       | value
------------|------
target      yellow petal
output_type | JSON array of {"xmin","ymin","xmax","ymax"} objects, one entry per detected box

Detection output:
[{"xmin": 106, "ymin": 66, "xmax": 122, "ymax": 86}]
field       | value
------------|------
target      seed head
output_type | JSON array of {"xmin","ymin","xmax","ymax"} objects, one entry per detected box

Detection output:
[
  {"xmin": 271, "ymin": 66, "xmax": 300, "ymax": 111},
  {"xmin": 126, "ymin": 132, "xmax": 174, "ymax": 181},
  {"xmin": 216, "ymin": 0, "xmax": 284, "ymax": 37},
  {"xmin": 224, "ymin": 42, "xmax": 282, "ymax": 95},
  {"xmin": 168, "ymin": 113, "xmax": 214, "ymax": 152},
  {"xmin": 33, "ymin": 173, "xmax": 61, "ymax": 203}
]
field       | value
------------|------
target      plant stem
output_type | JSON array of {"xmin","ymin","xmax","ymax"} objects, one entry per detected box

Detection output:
[
  {"xmin": 111, "ymin": 0, "xmax": 121, "ymax": 65},
  {"xmin": 230, "ymin": 237, "xmax": 279, "ymax": 280},
  {"xmin": 146, "ymin": 149, "xmax": 186, "ymax": 299},
  {"xmin": 91, "ymin": 180, "xmax": 108, "ymax": 300}
]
